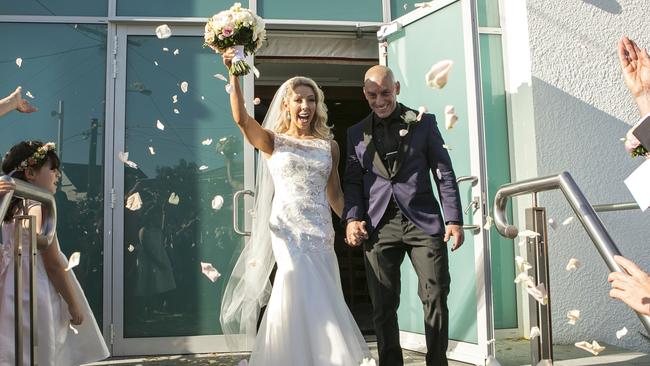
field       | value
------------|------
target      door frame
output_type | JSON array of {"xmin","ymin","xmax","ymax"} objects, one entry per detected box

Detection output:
[
  {"xmin": 379, "ymin": 0, "xmax": 495, "ymax": 364},
  {"xmin": 107, "ymin": 24, "xmax": 256, "ymax": 356}
]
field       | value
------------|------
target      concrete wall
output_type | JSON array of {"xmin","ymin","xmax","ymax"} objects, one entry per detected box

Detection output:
[{"xmin": 503, "ymin": 0, "xmax": 650, "ymax": 354}]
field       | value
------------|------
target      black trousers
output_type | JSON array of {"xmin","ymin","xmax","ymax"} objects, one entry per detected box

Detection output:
[{"xmin": 364, "ymin": 203, "xmax": 450, "ymax": 366}]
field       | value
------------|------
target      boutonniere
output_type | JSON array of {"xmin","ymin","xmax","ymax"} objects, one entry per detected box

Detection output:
[{"xmin": 399, "ymin": 106, "xmax": 427, "ymax": 137}]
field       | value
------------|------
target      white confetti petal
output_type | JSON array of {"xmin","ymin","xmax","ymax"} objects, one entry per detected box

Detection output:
[
  {"xmin": 566, "ymin": 258, "xmax": 581, "ymax": 271},
  {"xmin": 251, "ymin": 65, "xmax": 261, "ymax": 78},
  {"xmin": 212, "ymin": 195, "xmax": 224, "ymax": 210},
  {"xmin": 415, "ymin": 1, "xmax": 433, "ymax": 8},
  {"xmin": 180, "ymin": 81, "xmax": 189, "ymax": 93},
  {"xmin": 253, "ymin": 97, "xmax": 261, "ymax": 105},
  {"xmin": 69, "ymin": 324, "xmax": 79, "ymax": 334},
  {"xmin": 148, "ymin": 146, "xmax": 156, "ymax": 155},
  {"xmin": 567, "ymin": 309, "xmax": 580, "ymax": 325},
  {"xmin": 65, "ymin": 252, "xmax": 81, "ymax": 271},
  {"xmin": 154, "ymin": 60, "xmax": 159, "ymax": 66},
  {"xmin": 616, "ymin": 327, "xmax": 628, "ymax": 339},
  {"xmin": 403, "ymin": 3, "xmax": 408, "ymax": 10},
  {"xmin": 214, "ymin": 73, "xmax": 228, "ymax": 82},
  {"xmin": 155, "ymin": 24, "xmax": 172, "ymax": 39},
  {"xmin": 127, "ymin": 244, "xmax": 135, "ymax": 252},
  {"xmin": 201, "ymin": 96, "xmax": 205, "ymax": 100},
  {"xmin": 526, "ymin": 282, "xmax": 548, "ymax": 305},
  {"xmin": 16, "ymin": 58, "xmax": 23, "ymax": 68},
  {"xmin": 126, "ymin": 192, "xmax": 143, "ymax": 211},
  {"xmin": 530, "ymin": 326, "xmax": 541, "ymax": 338},
  {"xmin": 518, "ymin": 230, "xmax": 540, "ymax": 238},
  {"xmin": 575, "ymin": 340, "xmax": 605, "ymax": 356},
  {"xmin": 156, "ymin": 119, "xmax": 165, "ymax": 130},
  {"xmin": 118, "ymin": 151, "xmax": 138, "ymax": 169},
  {"xmin": 425, "ymin": 59, "xmax": 453, "ymax": 89},
  {"xmin": 202, "ymin": 138, "xmax": 213, "ymax": 145},
  {"xmin": 399, "ymin": 129, "xmax": 408, "ymax": 137},
  {"xmin": 484, "ymin": 215, "xmax": 494, "ymax": 230},
  {"xmin": 444, "ymin": 105, "xmax": 458, "ymax": 130},
  {"xmin": 199, "ymin": 165, "xmax": 209, "ymax": 171},
  {"xmin": 162, "ymin": 47, "xmax": 169, "ymax": 52},
  {"xmin": 172, "ymin": 95, "xmax": 178, "ymax": 103},
  {"xmin": 548, "ymin": 218, "xmax": 558, "ymax": 230},
  {"xmin": 225, "ymin": 84, "xmax": 233, "ymax": 94},
  {"xmin": 200, "ymin": 262, "xmax": 221, "ymax": 282},
  {"xmin": 173, "ymin": 48, "xmax": 180, "ymax": 55},
  {"xmin": 442, "ymin": 144, "xmax": 452, "ymax": 150},
  {"xmin": 25, "ymin": 91, "xmax": 34, "ymax": 99},
  {"xmin": 514, "ymin": 272, "xmax": 532, "ymax": 284},
  {"xmin": 515, "ymin": 256, "xmax": 532, "ymax": 273},
  {"xmin": 360, "ymin": 358, "xmax": 376, "ymax": 366},
  {"xmin": 168, "ymin": 192, "xmax": 180, "ymax": 205},
  {"xmin": 562, "ymin": 216, "xmax": 574, "ymax": 226},
  {"xmin": 173, "ymin": 108, "xmax": 180, "ymax": 114}
]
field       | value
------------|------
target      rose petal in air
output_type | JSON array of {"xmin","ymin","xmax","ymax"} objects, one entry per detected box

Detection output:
[
  {"xmin": 225, "ymin": 84, "xmax": 233, "ymax": 94},
  {"xmin": 214, "ymin": 73, "xmax": 228, "ymax": 82},
  {"xmin": 518, "ymin": 230, "xmax": 540, "ymax": 238},
  {"xmin": 254, "ymin": 97, "xmax": 261, "ymax": 105},
  {"xmin": 148, "ymin": 146, "xmax": 156, "ymax": 155},
  {"xmin": 548, "ymin": 218, "xmax": 558, "ymax": 230},
  {"xmin": 173, "ymin": 48, "xmax": 180, "ymax": 55},
  {"xmin": 442, "ymin": 144, "xmax": 452, "ymax": 150},
  {"xmin": 154, "ymin": 61, "xmax": 159, "ymax": 66},
  {"xmin": 212, "ymin": 195, "xmax": 224, "ymax": 210},
  {"xmin": 128, "ymin": 244, "xmax": 135, "ymax": 252},
  {"xmin": 484, "ymin": 215, "xmax": 494, "ymax": 230},
  {"xmin": 415, "ymin": 1, "xmax": 433, "ymax": 8},
  {"xmin": 251, "ymin": 65, "xmax": 260, "ymax": 78},
  {"xmin": 200, "ymin": 262, "xmax": 221, "ymax": 282},
  {"xmin": 567, "ymin": 309, "xmax": 580, "ymax": 325},
  {"xmin": 16, "ymin": 58, "xmax": 23, "ymax": 68},
  {"xmin": 126, "ymin": 192, "xmax": 143, "ymax": 211},
  {"xmin": 616, "ymin": 327, "xmax": 628, "ymax": 339},
  {"xmin": 399, "ymin": 129, "xmax": 408, "ymax": 137},
  {"xmin": 566, "ymin": 258, "xmax": 581, "ymax": 271},
  {"xmin": 168, "ymin": 192, "xmax": 180, "ymax": 205},
  {"xmin": 155, "ymin": 24, "xmax": 172, "ymax": 39},
  {"xmin": 156, "ymin": 120, "xmax": 165, "ymax": 130},
  {"xmin": 173, "ymin": 108, "xmax": 180, "ymax": 114},
  {"xmin": 163, "ymin": 47, "xmax": 169, "ymax": 52},
  {"xmin": 562, "ymin": 216, "xmax": 574, "ymax": 226},
  {"xmin": 199, "ymin": 165, "xmax": 209, "ymax": 171},
  {"xmin": 425, "ymin": 60, "xmax": 453, "ymax": 89},
  {"xmin": 530, "ymin": 326, "xmax": 541, "ymax": 338},
  {"xmin": 445, "ymin": 105, "xmax": 458, "ymax": 130},
  {"xmin": 202, "ymin": 138, "xmax": 213, "ymax": 145},
  {"xmin": 526, "ymin": 282, "xmax": 548, "ymax": 305},
  {"xmin": 417, "ymin": 106, "xmax": 427, "ymax": 121},
  {"xmin": 515, "ymin": 256, "xmax": 532, "ymax": 273},
  {"xmin": 65, "ymin": 252, "xmax": 81, "ymax": 271},
  {"xmin": 25, "ymin": 91, "xmax": 34, "ymax": 99},
  {"xmin": 172, "ymin": 95, "xmax": 178, "ymax": 104},
  {"xmin": 180, "ymin": 81, "xmax": 189, "ymax": 93}
]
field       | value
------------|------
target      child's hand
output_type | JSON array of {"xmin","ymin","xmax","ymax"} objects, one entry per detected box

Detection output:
[{"xmin": 69, "ymin": 303, "xmax": 84, "ymax": 325}]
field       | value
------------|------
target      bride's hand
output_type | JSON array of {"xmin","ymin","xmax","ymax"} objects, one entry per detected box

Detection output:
[{"xmin": 222, "ymin": 47, "xmax": 236, "ymax": 69}]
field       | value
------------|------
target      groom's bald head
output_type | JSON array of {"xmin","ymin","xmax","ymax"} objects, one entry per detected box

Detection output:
[{"xmin": 363, "ymin": 65, "xmax": 400, "ymax": 118}]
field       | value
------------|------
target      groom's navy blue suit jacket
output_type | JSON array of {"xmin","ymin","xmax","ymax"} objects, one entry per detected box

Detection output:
[{"xmin": 342, "ymin": 106, "xmax": 463, "ymax": 236}]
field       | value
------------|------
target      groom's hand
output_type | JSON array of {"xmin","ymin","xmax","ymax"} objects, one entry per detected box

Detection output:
[
  {"xmin": 345, "ymin": 220, "xmax": 368, "ymax": 247},
  {"xmin": 444, "ymin": 224, "xmax": 464, "ymax": 251}
]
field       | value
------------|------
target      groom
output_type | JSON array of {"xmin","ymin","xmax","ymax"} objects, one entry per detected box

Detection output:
[{"xmin": 343, "ymin": 65, "xmax": 464, "ymax": 366}]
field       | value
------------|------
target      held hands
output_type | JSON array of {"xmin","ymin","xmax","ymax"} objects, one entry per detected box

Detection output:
[
  {"xmin": 444, "ymin": 224, "xmax": 464, "ymax": 251},
  {"xmin": 345, "ymin": 220, "xmax": 368, "ymax": 247},
  {"xmin": 608, "ymin": 255, "xmax": 650, "ymax": 316},
  {"xmin": 618, "ymin": 36, "xmax": 650, "ymax": 115},
  {"xmin": 220, "ymin": 47, "xmax": 237, "ymax": 71},
  {"xmin": 69, "ymin": 302, "xmax": 85, "ymax": 325}
]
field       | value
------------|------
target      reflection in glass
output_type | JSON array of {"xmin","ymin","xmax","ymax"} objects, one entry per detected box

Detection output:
[
  {"xmin": 0, "ymin": 23, "xmax": 107, "ymax": 327},
  {"xmin": 258, "ymin": 0, "xmax": 381, "ymax": 21},
  {"xmin": 0, "ymin": 0, "xmax": 107, "ymax": 16},
  {"xmin": 123, "ymin": 35, "xmax": 244, "ymax": 337},
  {"xmin": 117, "ymin": 0, "xmax": 248, "ymax": 18}
]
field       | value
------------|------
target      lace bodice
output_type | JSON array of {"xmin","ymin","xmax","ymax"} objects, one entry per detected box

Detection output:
[{"xmin": 266, "ymin": 134, "xmax": 334, "ymax": 258}]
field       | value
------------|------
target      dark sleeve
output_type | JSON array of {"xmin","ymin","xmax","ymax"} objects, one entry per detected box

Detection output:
[
  {"xmin": 425, "ymin": 114, "xmax": 464, "ymax": 225},
  {"xmin": 342, "ymin": 128, "xmax": 366, "ymax": 225}
]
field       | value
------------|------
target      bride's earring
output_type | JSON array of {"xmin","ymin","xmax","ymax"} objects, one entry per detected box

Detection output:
[{"xmin": 285, "ymin": 111, "xmax": 291, "ymax": 121}]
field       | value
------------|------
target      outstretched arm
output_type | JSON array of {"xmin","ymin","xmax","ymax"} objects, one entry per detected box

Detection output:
[
  {"xmin": 618, "ymin": 36, "xmax": 650, "ymax": 116},
  {"xmin": 327, "ymin": 140, "xmax": 344, "ymax": 217},
  {"xmin": 0, "ymin": 87, "xmax": 38, "ymax": 118},
  {"xmin": 220, "ymin": 48, "xmax": 274, "ymax": 154}
]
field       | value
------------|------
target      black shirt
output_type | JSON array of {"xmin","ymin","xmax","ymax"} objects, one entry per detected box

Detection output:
[{"xmin": 372, "ymin": 103, "xmax": 406, "ymax": 171}]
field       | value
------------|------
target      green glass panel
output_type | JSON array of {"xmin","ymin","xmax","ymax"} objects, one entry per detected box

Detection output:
[
  {"xmin": 0, "ymin": 0, "xmax": 107, "ymax": 16},
  {"xmin": 117, "ymin": 0, "xmax": 248, "ymax": 18},
  {"xmin": 386, "ymin": 1, "xmax": 478, "ymax": 344},
  {"xmin": 123, "ymin": 35, "xmax": 244, "ymax": 337},
  {"xmin": 0, "ymin": 23, "xmax": 107, "ymax": 328},
  {"xmin": 258, "ymin": 0, "xmax": 381, "ymax": 22},
  {"xmin": 390, "ymin": 0, "xmax": 409, "ymax": 20},
  {"xmin": 480, "ymin": 33, "xmax": 516, "ymax": 329},
  {"xmin": 478, "ymin": 0, "xmax": 500, "ymax": 27}
]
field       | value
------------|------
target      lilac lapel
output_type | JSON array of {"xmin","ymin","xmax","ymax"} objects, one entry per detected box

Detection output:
[{"xmin": 362, "ymin": 115, "xmax": 391, "ymax": 179}]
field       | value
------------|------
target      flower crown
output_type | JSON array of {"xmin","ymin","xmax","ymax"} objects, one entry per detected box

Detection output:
[{"xmin": 14, "ymin": 142, "xmax": 56, "ymax": 172}]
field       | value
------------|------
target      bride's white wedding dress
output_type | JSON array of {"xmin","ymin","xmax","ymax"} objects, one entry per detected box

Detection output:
[{"xmin": 248, "ymin": 133, "xmax": 371, "ymax": 366}]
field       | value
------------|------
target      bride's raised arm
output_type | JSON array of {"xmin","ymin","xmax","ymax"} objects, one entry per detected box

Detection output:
[{"xmin": 221, "ymin": 48, "xmax": 274, "ymax": 155}]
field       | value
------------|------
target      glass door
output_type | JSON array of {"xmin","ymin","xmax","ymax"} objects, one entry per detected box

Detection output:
[
  {"xmin": 111, "ymin": 24, "xmax": 255, "ymax": 355},
  {"xmin": 380, "ymin": 0, "xmax": 494, "ymax": 364}
]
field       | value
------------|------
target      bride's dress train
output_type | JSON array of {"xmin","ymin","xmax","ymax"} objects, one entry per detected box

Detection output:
[{"xmin": 248, "ymin": 133, "xmax": 371, "ymax": 366}]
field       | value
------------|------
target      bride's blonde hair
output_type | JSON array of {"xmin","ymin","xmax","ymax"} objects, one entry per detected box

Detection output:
[{"xmin": 274, "ymin": 76, "xmax": 333, "ymax": 140}]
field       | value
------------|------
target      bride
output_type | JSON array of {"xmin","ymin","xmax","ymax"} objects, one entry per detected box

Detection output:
[{"xmin": 218, "ymin": 48, "xmax": 373, "ymax": 365}]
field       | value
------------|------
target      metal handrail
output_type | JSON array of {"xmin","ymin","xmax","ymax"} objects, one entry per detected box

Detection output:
[
  {"xmin": 493, "ymin": 171, "xmax": 650, "ymax": 335},
  {"xmin": 233, "ymin": 189, "xmax": 254, "ymax": 236},
  {"xmin": 594, "ymin": 202, "xmax": 639, "ymax": 212},
  {"xmin": 0, "ymin": 175, "xmax": 57, "ymax": 248}
]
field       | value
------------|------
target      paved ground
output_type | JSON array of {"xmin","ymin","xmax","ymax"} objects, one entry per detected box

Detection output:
[{"xmin": 88, "ymin": 338, "xmax": 650, "ymax": 365}]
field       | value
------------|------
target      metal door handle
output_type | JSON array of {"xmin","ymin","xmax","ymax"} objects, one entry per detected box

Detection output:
[{"xmin": 233, "ymin": 190, "xmax": 254, "ymax": 236}]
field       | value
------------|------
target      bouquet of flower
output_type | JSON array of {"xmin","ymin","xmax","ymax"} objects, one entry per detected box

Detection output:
[
  {"xmin": 204, "ymin": 3, "xmax": 266, "ymax": 76},
  {"xmin": 624, "ymin": 127, "xmax": 649, "ymax": 158}
]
